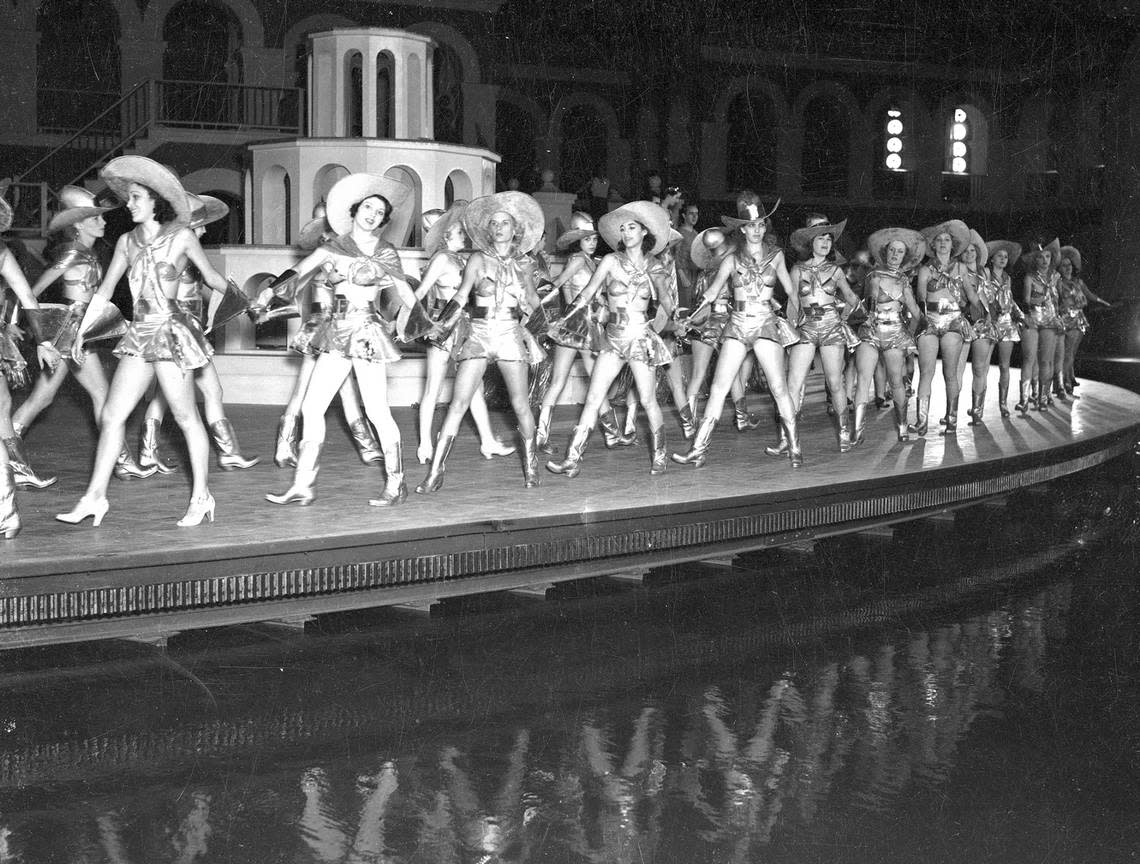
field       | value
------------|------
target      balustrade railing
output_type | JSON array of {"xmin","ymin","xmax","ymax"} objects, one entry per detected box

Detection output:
[{"xmin": 157, "ymin": 80, "xmax": 303, "ymax": 133}]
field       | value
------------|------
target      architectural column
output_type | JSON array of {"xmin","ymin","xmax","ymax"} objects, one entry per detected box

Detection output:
[
  {"xmin": 362, "ymin": 48, "xmax": 377, "ymax": 138},
  {"xmin": 777, "ymin": 122, "xmax": 801, "ymax": 198}
]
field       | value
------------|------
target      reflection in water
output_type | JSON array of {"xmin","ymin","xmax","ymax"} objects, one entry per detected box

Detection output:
[{"xmin": 0, "ymin": 468, "xmax": 1135, "ymax": 862}]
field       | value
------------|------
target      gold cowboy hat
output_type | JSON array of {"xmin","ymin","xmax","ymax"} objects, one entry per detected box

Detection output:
[
  {"xmin": 963, "ymin": 228, "xmax": 988, "ymax": 267},
  {"xmin": 867, "ymin": 227, "xmax": 927, "ymax": 270},
  {"xmin": 599, "ymin": 200, "xmax": 671, "ymax": 256},
  {"xmin": 555, "ymin": 211, "xmax": 598, "ymax": 251},
  {"xmin": 100, "ymin": 156, "xmax": 193, "ymax": 224},
  {"xmin": 424, "ymin": 200, "xmax": 470, "ymax": 256},
  {"xmin": 296, "ymin": 216, "xmax": 331, "ymax": 251},
  {"xmin": 690, "ymin": 227, "xmax": 728, "ymax": 271},
  {"xmin": 920, "ymin": 219, "xmax": 971, "ymax": 258},
  {"xmin": 46, "ymin": 185, "xmax": 115, "ymax": 235},
  {"xmin": 985, "ymin": 240, "xmax": 1022, "ymax": 267},
  {"xmin": 790, "ymin": 217, "xmax": 847, "ymax": 256},
  {"xmin": 326, "ymin": 172, "xmax": 412, "ymax": 239},
  {"xmin": 1021, "ymin": 237, "xmax": 1061, "ymax": 268},
  {"xmin": 463, "ymin": 191, "xmax": 546, "ymax": 256},
  {"xmin": 1059, "ymin": 245, "xmax": 1082, "ymax": 272},
  {"xmin": 722, "ymin": 196, "xmax": 781, "ymax": 229},
  {"xmin": 187, "ymin": 193, "xmax": 229, "ymax": 231}
]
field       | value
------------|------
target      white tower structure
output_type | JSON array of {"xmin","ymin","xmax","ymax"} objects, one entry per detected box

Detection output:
[{"xmin": 247, "ymin": 28, "xmax": 499, "ymax": 249}]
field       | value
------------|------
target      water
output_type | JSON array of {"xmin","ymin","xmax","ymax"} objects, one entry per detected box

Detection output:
[{"xmin": 1, "ymin": 460, "xmax": 1138, "ymax": 863}]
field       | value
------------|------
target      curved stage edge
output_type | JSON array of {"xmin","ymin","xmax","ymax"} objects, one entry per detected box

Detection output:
[{"xmin": 2, "ymin": 370, "xmax": 1138, "ymax": 648}]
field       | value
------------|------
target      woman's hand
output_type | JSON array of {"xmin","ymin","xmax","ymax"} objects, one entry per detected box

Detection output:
[{"xmin": 37, "ymin": 342, "xmax": 61, "ymax": 371}]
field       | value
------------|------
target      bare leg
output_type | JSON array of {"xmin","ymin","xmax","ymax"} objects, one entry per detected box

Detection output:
[
  {"xmin": 418, "ymin": 346, "xmax": 451, "ymax": 462},
  {"xmin": 1037, "ymin": 329, "xmax": 1058, "ymax": 407},
  {"xmin": 785, "ymin": 342, "xmax": 817, "ymax": 415},
  {"xmin": 155, "ymin": 362, "xmax": 211, "ymax": 501},
  {"xmin": 12, "ymin": 361, "xmax": 71, "ymax": 432}
]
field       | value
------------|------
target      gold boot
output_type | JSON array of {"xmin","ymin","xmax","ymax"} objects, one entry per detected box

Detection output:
[
  {"xmin": 649, "ymin": 424, "xmax": 667, "ymax": 475},
  {"xmin": 210, "ymin": 418, "xmax": 260, "ymax": 470},
  {"xmin": 3, "ymin": 436, "xmax": 57, "ymax": 489},
  {"xmin": 415, "ymin": 435, "xmax": 454, "ymax": 494},
  {"xmin": 274, "ymin": 414, "xmax": 300, "ymax": 468},
  {"xmin": 369, "ymin": 441, "xmax": 407, "ymax": 506},
  {"xmin": 546, "ymin": 425, "xmax": 591, "ymax": 478},
  {"xmin": 140, "ymin": 418, "xmax": 178, "ymax": 474},
  {"xmin": 349, "ymin": 418, "xmax": 384, "ymax": 465},
  {"xmin": 671, "ymin": 417, "xmax": 716, "ymax": 467},
  {"xmin": 266, "ymin": 441, "xmax": 321, "ymax": 505}
]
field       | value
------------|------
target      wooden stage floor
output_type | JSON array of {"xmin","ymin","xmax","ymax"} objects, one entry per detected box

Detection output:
[{"xmin": 3, "ymin": 367, "xmax": 1138, "ymax": 647}]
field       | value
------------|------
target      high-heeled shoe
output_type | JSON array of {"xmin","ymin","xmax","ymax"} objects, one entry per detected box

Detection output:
[
  {"xmin": 177, "ymin": 493, "xmax": 216, "ymax": 527},
  {"xmin": 55, "ymin": 495, "xmax": 110, "ymax": 526},
  {"xmin": 479, "ymin": 438, "xmax": 516, "ymax": 459}
]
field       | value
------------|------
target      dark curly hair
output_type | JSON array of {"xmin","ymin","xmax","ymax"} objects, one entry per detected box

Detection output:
[
  {"xmin": 139, "ymin": 184, "xmax": 178, "ymax": 225},
  {"xmin": 617, "ymin": 226, "xmax": 656, "ymax": 254},
  {"xmin": 349, "ymin": 194, "xmax": 393, "ymax": 228}
]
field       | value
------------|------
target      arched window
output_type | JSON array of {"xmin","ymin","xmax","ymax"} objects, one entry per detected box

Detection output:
[
  {"xmin": 494, "ymin": 100, "xmax": 537, "ymax": 191},
  {"xmin": 163, "ymin": 0, "xmax": 243, "ymax": 126},
  {"xmin": 726, "ymin": 90, "xmax": 778, "ymax": 193},
  {"xmin": 36, "ymin": 0, "xmax": 121, "ymax": 132},
  {"xmin": 947, "ymin": 106, "xmax": 971, "ymax": 174},
  {"xmin": 884, "ymin": 107, "xmax": 905, "ymax": 171},
  {"xmin": 432, "ymin": 42, "xmax": 465, "ymax": 144},
  {"xmin": 801, "ymin": 95, "xmax": 850, "ymax": 197}
]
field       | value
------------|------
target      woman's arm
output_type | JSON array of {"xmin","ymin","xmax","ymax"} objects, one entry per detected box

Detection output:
[
  {"xmin": 1079, "ymin": 278, "xmax": 1110, "ymax": 307},
  {"xmin": 916, "ymin": 265, "xmax": 932, "ymax": 304},
  {"xmin": 834, "ymin": 267, "xmax": 860, "ymax": 309},
  {"xmin": 414, "ymin": 252, "xmax": 450, "ymax": 301},
  {"xmin": 786, "ymin": 262, "xmax": 802, "ymax": 321},
  {"xmin": 548, "ymin": 254, "xmax": 587, "ymax": 296},
  {"xmin": 565, "ymin": 254, "xmax": 614, "ymax": 312},
  {"xmin": 1022, "ymin": 273, "xmax": 1036, "ymax": 307},
  {"xmin": 29, "ymin": 264, "xmax": 64, "ymax": 299},
  {"xmin": 176, "ymin": 228, "xmax": 228, "ymax": 293},
  {"xmin": 0, "ymin": 251, "xmax": 40, "ymax": 310},
  {"xmin": 901, "ymin": 282, "xmax": 921, "ymax": 321}
]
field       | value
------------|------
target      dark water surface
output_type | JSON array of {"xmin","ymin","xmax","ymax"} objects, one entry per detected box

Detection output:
[{"xmin": 2, "ymin": 461, "xmax": 1139, "ymax": 863}]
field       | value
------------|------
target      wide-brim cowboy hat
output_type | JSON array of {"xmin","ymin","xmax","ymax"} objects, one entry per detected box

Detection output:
[
  {"xmin": 722, "ymin": 196, "xmax": 781, "ymax": 229},
  {"xmin": 1021, "ymin": 237, "xmax": 1061, "ymax": 268},
  {"xmin": 424, "ymin": 200, "xmax": 470, "ymax": 256},
  {"xmin": 326, "ymin": 173, "xmax": 413, "ymax": 241},
  {"xmin": 790, "ymin": 218, "xmax": 847, "ymax": 256},
  {"xmin": 46, "ymin": 185, "xmax": 115, "ymax": 235},
  {"xmin": 867, "ymin": 227, "xmax": 927, "ymax": 270},
  {"xmin": 187, "ymin": 193, "xmax": 229, "ymax": 231},
  {"xmin": 599, "ymin": 200, "xmax": 671, "ymax": 256},
  {"xmin": 920, "ymin": 219, "xmax": 971, "ymax": 258},
  {"xmin": 1059, "ymin": 245, "xmax": 1082, "ymax": 272},
  {"xmin": 296, "ymin": 216, "xmax": 332, "ymax": 252},
  {"xmin": 463, "ymin": 191, "xmax": 546, "ymax": 256},
  {"xmin": 555, "ymin": 211, "xmax": 599, "ymax": 251},
  {"xmin": 690, "ymin": 227, "xmax": 728, "ymax": 271},
  {"xmin": 985, "ymin": 240, "xmax": 1022, "ymax": 267},
  {"xmin": 964, "ymin": 228, "xmax": 988, "ymax": 267},
  {"xmin": 100, "ymin": 156, "xmax": 192, "ymax": 224}
]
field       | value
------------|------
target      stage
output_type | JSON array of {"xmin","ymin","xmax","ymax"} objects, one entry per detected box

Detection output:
[{"xmin": 2, "ymin": 367, "xmax": 1138, "ymax": 648}]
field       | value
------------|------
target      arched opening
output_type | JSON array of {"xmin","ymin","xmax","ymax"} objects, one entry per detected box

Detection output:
[
  {"xmin": 445, "ymin": 170, "xmax": 473, "ymax": 207},
  {"xmin": 941, "ymin": 103, "xmax": 988, "ymax": 203},
  {"xmin": 346, "ymin": 50, "xmax": 363, "ymax": 137},
  {"xmin": 407, "ymin": 53, "xmax": 423, "ymax": 138},
  {"xmin": 383, "ymin": 165, "xmax": 421, "ymax": 247},
  {"xmin": 36, "ymin": 0, "xmax": 121, "ymax": 133},
  {"xmin": 726, "ymin": 89, "xmax": 778, "ymax": 193},
  {"xmin": 495, "ymin": 100, "xmax": 537, "ymax": 191},
  {"xmin": 376, "ymin": 50, "xmax": 394, "ymax": 138},
  {"xmin": 800, "ymin": 95, "xmax": 850, "ymax": 198},
  {"xmin": 313, "ymin": 164, "xmax": 350, "ymax": 210},
  {"xmin": 199, "ymin": 190, "xmax": 243, "ymax": 245},
  {"xmin": 873, "ymin": 102, "xmax": 913, "ymax": 198},
  {"xmin": 432, "ymin": 42, "xmax": 465, "ymax": 144},
  {"xmin": 560, "ymin": 104, "xmax": 608, "ymax": 199},
  {"xmin": 261, "ymin": 165, "xmax": 290, "ymax": 245},
  {"xmin": 162, "ymin": 0, "xmax": 243, "ymax": 126}
]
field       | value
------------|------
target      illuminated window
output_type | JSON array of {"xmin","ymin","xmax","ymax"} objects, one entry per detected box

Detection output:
[
  {"xmin": 948, "ymin": 107, "xmax": 970, "ymax": 174},
  {"xmin": 884, "ymin": 108, "xmax": 904, "ymax": 171}
]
